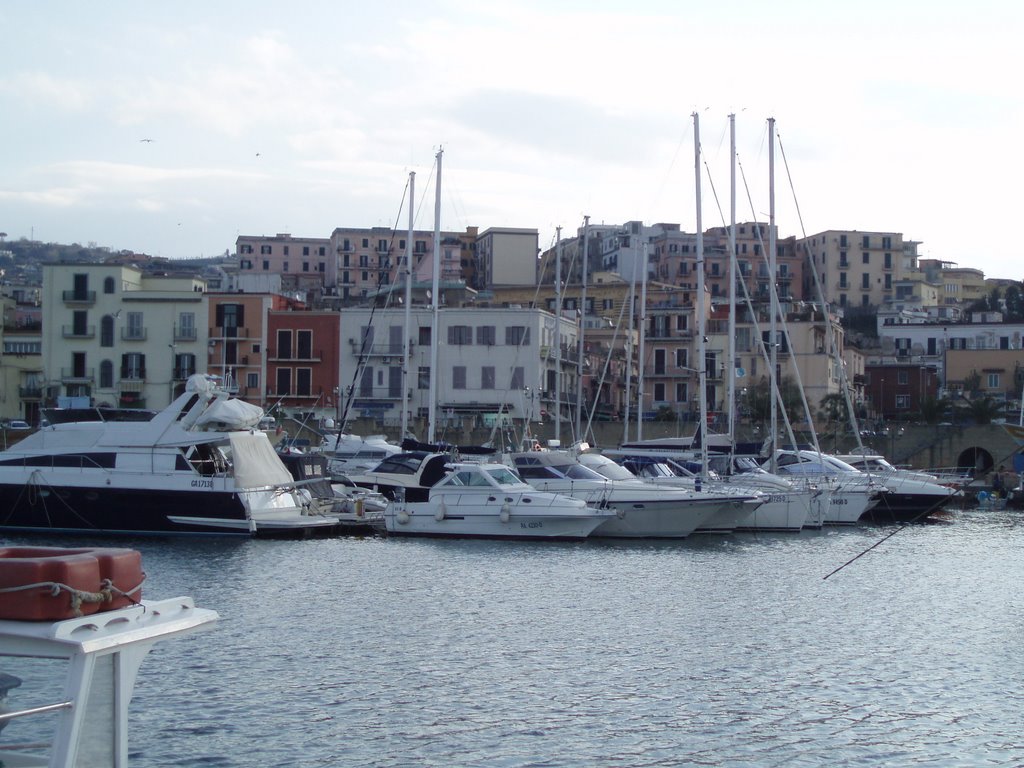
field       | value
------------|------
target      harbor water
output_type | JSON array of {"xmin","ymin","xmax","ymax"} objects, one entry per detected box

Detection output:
[{"xmin": 5, "ymin": 506, "xmax": 1024, "ymax": 767}]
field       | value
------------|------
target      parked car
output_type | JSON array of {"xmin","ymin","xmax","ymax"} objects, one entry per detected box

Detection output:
[{"xmin": 3, "ymin": 420, "xmax": 31, "ymax": 431}]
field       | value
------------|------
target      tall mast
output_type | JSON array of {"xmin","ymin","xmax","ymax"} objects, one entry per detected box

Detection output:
[
  {"xmin": 637, "ymin": 241, "xmax": 648, "ymax": 442},
  {"xmin": 768, "ymin": 117, "xmax": 778, "ymax": 473},
  {"xmin": 554, "ymin": 226, "xmax": 563, "ymax": 446},
  {"xmin": 401, "ymin": 170, "xmax": 414, "ymax": 439},
  {"xmin": 428, "ymin": 148, "xmax": 443, "ymax": 443},
  {"xmin": 727, "ymin": 113, "xmax": 737, "ymax": 443},
  {"xmin": 575, "ymin": 215, "xmax": 589, "ymax": 442},
  {"xmin": 694, "ymin": 112, "xmax": 708, "ymax": 477},
  {"xmin": 623, "ymin": 234, "xmax": 639, "ymax": 443}
]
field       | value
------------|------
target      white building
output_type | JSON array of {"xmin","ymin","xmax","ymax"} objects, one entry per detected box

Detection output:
[
  {"xmin": 42, "ymin": 263, "xmax": 208, "ymax": 409},
  {"xmin": 338, "ymin": 306, "xmax": 578, "ymax": 428},
  {"xmin": 475, "ymin": 228, "xmax": 539, "ymax": 287}
]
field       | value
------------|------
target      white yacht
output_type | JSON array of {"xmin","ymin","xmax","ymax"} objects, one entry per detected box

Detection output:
[
  {"xmin": 510, "ymin": 451, "xmax": 743, "ymax": 538},
  {"xmin": 576, "ymin": 452, "xmax": 762, "ymax": 534},
  {"xmin": 320, "ymin": 433, "xmax": 402, "ymax": 478},
  {"xmin": 603, "ymin": 449, "xmax": 817, "ymax": 532},
  {"xmin": 350, "ymin": 451, "xmax": 613, "ymax": 539},
  {"xmin": 0, "ymin": 375, "xmax": 343, "ymax": 537},
  {"xmin": 767, "ymin": 450, "xmax": 885, "ymax": 525}
]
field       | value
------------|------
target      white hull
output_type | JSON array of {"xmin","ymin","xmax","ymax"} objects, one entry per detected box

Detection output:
[
  {"xmin": 590, "ymin": 496, "xmax": 728, "ymax": 538},
  {"xmin": 384, "ymin": 501, "xmax": 610, "ymax": 539}
]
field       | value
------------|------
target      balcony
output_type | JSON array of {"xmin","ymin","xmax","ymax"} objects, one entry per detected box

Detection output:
[
  {"xmin": 61, "ymin": 368, "xmax": 94, "ymax": 383},
  {"xmin": 209, "ymin": 326, "xmax": 251, "ymax": 339},
  {"xmin": 265, "ymin": 389, "xmax": 319, "ymax": 400},
  {"xmin": 118, "ymin": 378, "xmax": 146, "ymax": 394},
  {"xmin": 174, "ymin": 327, "xmax": 198, "ymax": 342},
  {"xmin": 121, "ymin": 327, "xmax": 148, "ymax": 342},
  {"xmin": 348, "ymin": 339, "xmax": 413, "ymax": 357},
  {"xmin": 18, "ymin": 386, "xmax": 43, "ymax": 399},
  {"xmin": 62, "ymin": 325, "xmax": 95, "ymax": 339},
  {"xmin": 267, "ymin": 348, "xmax": 323, "ymax": 362},
  {"xmin": 62, "ymin": 290, "xmax": 96, "ymax": 305}
]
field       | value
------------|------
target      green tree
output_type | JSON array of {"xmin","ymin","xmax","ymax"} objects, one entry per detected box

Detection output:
[
  {"xmin": 966, "ymin": 396, "xmax": 1003, "ymax": 425},
  {"xmin": 743, "ymin": 376, "xmax": 806, "ymax": 431},
  {"xmin": 919, "ymin": 395, "xmax": 951, "ymax": 425}
]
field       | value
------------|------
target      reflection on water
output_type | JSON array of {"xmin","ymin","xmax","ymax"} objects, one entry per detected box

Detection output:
[{"xmin": 6, "ymin": 509, "xmax": 1024, "ymax": 767}]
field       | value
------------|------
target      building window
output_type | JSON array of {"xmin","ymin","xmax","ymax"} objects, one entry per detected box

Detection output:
[
  {"xmin": 247, "ymin": 372, "xmax": 259, "ymax": 390},
  {"xmin": 303, "ymin": 246, "xmax": 310, "ymax": 256},
  {"xmin": 449, "ymin": 326, "xmax": 473, "ymax": 345},
  {"xmin": 101, "ymin": 315, "xmax": 115, "ymax": 347},
  {"xmin": 174, "ymin": 353, "xmax": 196, "ymax": 380},
  {"xmin": 988, "ymin": 373, "xmax": 1000, "ymax": 389},
  {"xmin": 283, "ymin": 246, "xmax": 289, "ymax": 256},
  {"xmin": 302, "ymin": 262, "xmax": 309, "ymax": 272},
  {"xmin": 99, "ymin": 360, "xmax": 114, "ymax": 388},
  {"xmin": 120, "ymin": 353, "xmax": 145, "ymax": 379},
  {"xmin": 263, "ymin": 260, "xmax": 269, "ymax": 270},
  {"xmin": 297, "ymin": 330, "xmax": 312, "ymax": 359},
  {"xmin": 476, "ymin": 325, "xmax": 496, "ymax": 346},
  {"xmin": 260, "ymin": 245, "xmax": 272, "ymax": 255},
  {"xmin": 125, "ymin": 312, "xmax": 145, "ymax": 340},
  {"xmin": 862, "ymin": 252, "xmax": 870, "ymax": 264},
  {"xmin": 453, "ymin": 366, "xmax": 466, "ymax": 389},
  {"xmin": 277, "ymin": 330, "xmax": 293, "ymax": 359},
  {"xmin": 511, "ymin": 367, "xmax": 524, "ymax": 390},
  {"xmin": 296, "ymin": 368, "xmax": 312, "ymax": 396},
  {"xmin": 653, "ymin": 382, "xmax": 666, "ymax": 401},
  {"xmin": 283, "ymin": 262, "xmax": 289, "ymax": 272},
  {"xmin": 318, "ymin": 247, "xmax": 326, "ymax": 256},
  {"xmin": 481, "ymin": 366, "xmax": 495, "ymax": 389},
  {"xmin": 103, "ymin": 277, "xmax": 115, "ymax": 294},
  {"xmin": 177, "ymin": 312, "xmax": 195, "ymax": 341},
  {"xmin": 418, "ymin": 327, "xmax": 431, "ymax": 346},
  {"xmin": 898, "ymin": 371, "xmax": 909, "ymax": 385},
  {"xmin": 676, "ymin": 382, "xmax": 687, "ymax": 402},
  {"xmin": 895, "ymin": 394, "xmax": 910, "ymax": 409},
  {"xmin": 418, "ymin": 367, "xmax": 430, "ymax": 390},
  {"xmin": 862, "ymin": 273, "xmax": 870, "ymax": 289},
  {"xmin": 506, "ymin": 326, "xmax": 530, "ymax": 346},
  {"xmin": 276, "ymin": 368, "xmax": 291, "ymax": 395}
]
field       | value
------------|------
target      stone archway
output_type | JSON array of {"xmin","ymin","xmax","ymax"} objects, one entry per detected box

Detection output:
[{"xmin": 957, "ymin": 446, "xmax": 994, "ymax": 478}]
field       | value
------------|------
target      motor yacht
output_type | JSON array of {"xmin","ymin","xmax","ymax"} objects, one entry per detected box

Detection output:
[
  {"xmin": 354, "ymin": 452, "xmax": 613, "ymax": 539},
  {"xmin": 0, "ymin": 375, "xmax": 343, "ymax": 536},
  {"xmin": 831, "ymin": 451, "xmax": 962, "ymax": 522},
  {"xmin": 510, "ymin": 450, "xmax": 741, "ymax": 538}
]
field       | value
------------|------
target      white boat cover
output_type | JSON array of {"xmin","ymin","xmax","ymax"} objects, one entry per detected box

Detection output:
[
  {"xmin": 195, "ymin": 398, "xmax": 264, "ymax": 430},
  {"xmin": 229, "ymin": 432, "xmax": 294, "ymax": 489}
]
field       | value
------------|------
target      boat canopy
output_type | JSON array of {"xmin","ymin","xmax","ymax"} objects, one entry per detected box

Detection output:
[{"xmin": 229, "ymin": 432, "xmax": 294, "ymax": 489}]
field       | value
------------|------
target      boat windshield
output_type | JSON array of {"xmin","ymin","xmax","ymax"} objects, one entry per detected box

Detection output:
[
  {"xmin": 486, "ymin": 467, "xmax": 523, "ymax": 487},
  {"xmin": 587, "ymin": 460, "xmax": 637, "ymax": 481},
  {"xmin": 561, "ymin": 463, "xmax": 606, "ymax": 481}
]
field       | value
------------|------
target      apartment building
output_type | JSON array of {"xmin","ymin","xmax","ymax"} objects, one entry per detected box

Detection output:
[
  {"xmin": 0, "ymin": 295, "xmax": 44, "ymax": 425},
  {"xmin": 236, "ymin": 233, "xmax": 333, "ymax": 295},
  {"xmin": 338, "ymin": 306, "xmax": 578, "ymax": 428},
  {"xmin": 799, "ymin": 229, "xmax": 909, "ymax": 310},
  {"xmin": 265, "ymin": 310, "xmax": 342, "ymax": 412},
  {"xmin": 206, "ymin": 291, "xmax": 304, "ymax": 406},
  {"xmin": 475, "ymin": 227, "xmax": 539, "ymax": 286},
  {"xmin": 41, "ymin": 263, "xmax": 207, "ymax": 410}
]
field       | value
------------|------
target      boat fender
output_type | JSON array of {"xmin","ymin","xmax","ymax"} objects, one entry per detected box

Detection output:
[
  {"xmin": 615, "ymin": 506, "xmax": 625, "ymax": 519},
  {"xmin": 396, "ymin": 507, "xmax": 410, "ymax": 525},
  {"xmin": 435, "ymin": 500, "xmax": 447, "ymax": 522},
  {"xmin": 355, "ymin": 498, "xmax": 364, "ymax": 518},
  {"xmin": 500, "ymin": 502, "xmax": 511, "ymax": 524}
]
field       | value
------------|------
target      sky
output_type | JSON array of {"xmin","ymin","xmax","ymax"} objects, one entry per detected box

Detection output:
[{"xmin": 1, "ymin": 1, "xmax": 1022, "ymax": 278}]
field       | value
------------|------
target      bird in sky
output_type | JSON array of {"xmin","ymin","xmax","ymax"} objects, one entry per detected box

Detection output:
[{"xmin": 139, "ymin": 138, "xmax": 154, "ymax": 143}]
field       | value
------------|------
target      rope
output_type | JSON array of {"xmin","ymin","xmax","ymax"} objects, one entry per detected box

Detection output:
[{"xmin": 0, "ymin": 574, "xmax": 146, "ymax": 617}]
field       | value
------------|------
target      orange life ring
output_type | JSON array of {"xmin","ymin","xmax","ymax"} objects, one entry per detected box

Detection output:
[{"xmin": 0, "ymin": 547, "xmax": 144, "ymax": 621}]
